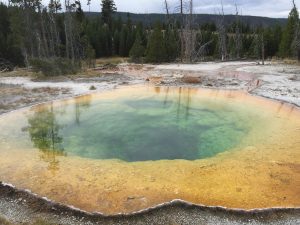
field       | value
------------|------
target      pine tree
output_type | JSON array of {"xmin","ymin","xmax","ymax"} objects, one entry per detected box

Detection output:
[
  {"xmin": 146, "ymin": 22, "xmax": 167, "ymax": 63},
  {"xmin": 119, "ymin": 26, "xmax": 128, "ymax": 56},
  {"xmin": 263, "ymin": 27, "xmax": 281, "ymax": 58},
  {"xmin": 293, "ymin": 22, "xmax": 300, "ymax": 61},
  {"xmin": 249, "ymin": 34, "xmax": 260, "ymax": 59},
  {"xmin": 0, "ymin": 3, "xmax": 24, "ymax": 66},
  {"xmin": 101, "ymin": 0, "xmax": 117, "ymax": 28},
  {"xmin": 0, "ymin": 3, "xmax": 10, "ymax": 59},
  {"xmin": 165, "ymin": 29, "xmax": 179, "ymax": 62},
  {"xmin": 85, "ymin": 18, "xmax": 102, "ymax": 57},
  {"xmin": 279, "ymin": 1, "xmax": 299, "ymax": 57},
  {"xmin": 273, "ymin": 24, "xmax": 282, "ymax": 56},
  {"xmin": 228, "ymin": 36, "xmax": 235, "ymax": 59},
  {"xmin": 129, "ymin": 34, "xmax": 145, "ymax": 62},
  {"xmin": 113, "ymin": 30, "xmax": 120, "ymax": 55},
  {"xmin": 125, "ymin": 14, "xmax": 134, "ymax": 55},
  {"xmin": 102, "ymin": 25, "xmax": 112, "ymax": 56}
]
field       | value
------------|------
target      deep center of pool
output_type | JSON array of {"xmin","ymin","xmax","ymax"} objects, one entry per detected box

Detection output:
[{"xmin": 24, "ymin": 87, "xmax": 257, "ymax": 162}]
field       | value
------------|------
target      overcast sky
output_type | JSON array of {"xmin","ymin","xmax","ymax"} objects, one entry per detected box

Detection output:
[
  {"xmin": 1, "ymin": 0, "xmax": 300, "ymax": 18},
  {"xmin": 112, "ymin": 0, "xmax": 300, "ymax": 18}
]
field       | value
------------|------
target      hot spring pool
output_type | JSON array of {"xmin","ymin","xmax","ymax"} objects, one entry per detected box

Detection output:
[{"xmin": 0, "ymin": 86, "xmax": 299, "ymax": 214}]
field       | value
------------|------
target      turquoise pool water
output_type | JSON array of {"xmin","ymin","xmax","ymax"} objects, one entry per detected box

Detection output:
[{"xmin": 22, "ymin": 86, "xmax": 260, "ymax": 162}]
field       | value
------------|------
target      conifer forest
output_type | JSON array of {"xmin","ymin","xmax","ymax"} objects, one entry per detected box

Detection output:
[{"xmin": 0, "ymin": 0, "xmax": 300, "ymax": 75}]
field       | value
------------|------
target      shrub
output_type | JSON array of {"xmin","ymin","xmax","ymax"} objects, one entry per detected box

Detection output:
[
  {"xmin": 145, "ymin": 22, "xmax": 167, "ymax": 63},
  {"xmin": 89, "ymin": 85, "xmax": 96, "ymax": 90},
  {"xmin": 0, "ymin": 58, "xmax": 14, "ymax": 72},
  {"xmin": 29, "ymin": 58, "xmax": 81, "ymax": 76}
]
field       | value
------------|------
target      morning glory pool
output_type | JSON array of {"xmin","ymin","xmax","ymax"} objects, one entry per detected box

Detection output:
[{"xmin": 0, "ymin": 86, "xmax": 299, "ymax": 214}]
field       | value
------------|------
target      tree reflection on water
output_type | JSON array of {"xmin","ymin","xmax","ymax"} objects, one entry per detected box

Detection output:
[
  {"xmin": 74, "ymin": 95, "xmax": 92, "ymax": 125},
  {"xmin": 27, "ymin": 103, "xmax": 66, "ymax": 172},
  {"xmin": 156, "ymin": 86, "xmax": 193, "ymax": 121}
]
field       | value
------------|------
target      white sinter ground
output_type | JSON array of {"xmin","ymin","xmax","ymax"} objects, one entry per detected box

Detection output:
[{"xmin": 0, "ymin": 61, "xmax": 299, "ymax": 113}]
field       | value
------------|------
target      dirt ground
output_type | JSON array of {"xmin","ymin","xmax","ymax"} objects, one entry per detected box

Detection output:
[{"xmin": 0, "ymin": 61, "xmax": 299, "ymax": 224}]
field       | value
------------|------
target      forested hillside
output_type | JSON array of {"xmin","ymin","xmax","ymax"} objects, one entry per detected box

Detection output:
[{"xmin": 86, "ymin": 12, "xmax": 287, "ymax": 28}]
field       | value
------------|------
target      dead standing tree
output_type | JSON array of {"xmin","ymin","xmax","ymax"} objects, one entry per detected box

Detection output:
[
  {"xmin": 180, "ymin": 0, "xmax": 184, "ymax": 62},
  {"xmin": 48, "ymin": 0, "xmax": 62, "ymax": 57},
  {"xmin": 11, "ymin": 0, "xmax": 62, "ymax": 60},
  {"xmin": 177, "ymin": 0, "xmax": 186, "ymax": 61},
  {"xmin": 234, "ymin": 4, "xmax": 242, "ymax": 59},
  {"xmin": 9, "ymin": 0, "xmax": 90, "ymax": 74},
  {"xmin": 164, "ymin": 0, "xmax": 170, "ymax": 23},
  {"xmin": 36, "ymin": 1, "xmax": 50, "ymax": 59},
  {"xmin": 64, "ymin": 0, "xmax": 75, "ymax": 62},
  {"xmin": 169, "ymin": 0, "xmax": 186, "ymax": 62},
  {"xmin": 87, "ymin": 0, "xmax": 91, "ymax": 12},
  {"xmin": 10, "ymin": 0, "xmax": 48, "ymax": 64},
  {"xmin": 64, "ymin": 0, "xmax": 85, "ymax": 65},
  {"xmin": 252, "ymin": 30, "xmax": 265, "ymax": 65},
  {"xmin": 165, "ymin": 0, "xmax": 194, "ymax": 62},
  {"xmin": 216, "ymin": 0, "xmax": 227, "ymax": 61},
  {"xmin": 181, "ymin": 0, "xmax": 197, "ymax": 62},
  {"xmin": 164, "ymin": 0, "xmax": 212, "ymax": 62},
  {"xmin": 261, "ymin": 32, "xmax": 265, "ymax": 65}
]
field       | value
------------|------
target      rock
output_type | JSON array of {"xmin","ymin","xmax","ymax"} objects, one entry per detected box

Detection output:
[
  {"xmin": 89, "ymin": 85, "xmax": 96, "ymax": 90},
  {"xmin": 230, "ymin": 82, "xmax": 239, "ymax": 86}
]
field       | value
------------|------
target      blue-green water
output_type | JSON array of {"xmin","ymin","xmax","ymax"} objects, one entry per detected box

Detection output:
[{"xmin": 22, "ymin": 87, "xmax": 261, "ymax": 162}]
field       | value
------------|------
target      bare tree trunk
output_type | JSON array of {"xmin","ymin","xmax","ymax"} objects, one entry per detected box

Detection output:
[
  {"xmin": 22, "ymin": 48, "xmax": 29, "ymax": 67},
  {"xmin": 234, "ymin": 4, "xmax": 242, "ymax": 59},
  {"xmin": 188, "ymin": 0, "xmax": 193, "ymax": 62},
  {"xmin": 38, "ymin": 8, "xmax": 50, "ymax": 58},
  {"xmin": 217, "ymin": 0, "xmax": 227, "ymax": 61},
  {"xmin": 48, "ymin": 12, "xmax": 58, "ymax": 57},
  {"xmin": 64, "ymin": 0, "xmax": 73, "ymax": 61},
  {"xmin": 64, "ymin": 19, "xmax": 70, "ymax": 59},
  {"xmin": 261, "ymin": 34, "xmax": 265, "ymax": 65},
  {"xmin": 180, "ymin": 0, "xmax": 197, "ymax": 62},
  {"xmin": 24, "ymin": 2, "xmax": 35, "ymax": 59},
  {"xmin": 87, "ymin": 0, "xmax": 91, "ymax": 12},
  {"xmin": 180, "ymin": 0, "xmax": 184, "ymax": 62},
  {"xmin": 36, "ymin": 32, "xmax": 42, "ymax": 58},
  {"xmin": 164, "ymin": 0, "xmax": 170, "ymax": 22},
  {"xmin": 164, "ymin": 0, "xmax": 209, "ymax": 62}
]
